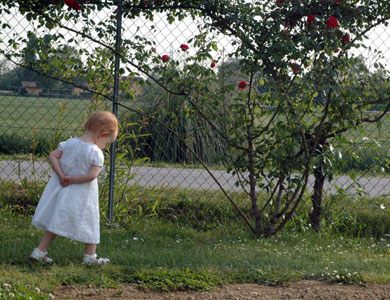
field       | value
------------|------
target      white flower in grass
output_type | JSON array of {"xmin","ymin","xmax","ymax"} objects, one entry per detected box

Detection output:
[
  {"xmin": 381, "ymin": 204, "xmax": 385, "ymax": 209},
  {"xmin": 133, "ymin": 237, "xmax": 139, "ymax": 241},
  {"xmin": 48, "ymin": 293, "xmax": 55, "ymax": 299},
  {"xmin": 9, "ymin": 292, "xmax": 15, "ymax": 298},
  {"xmin": 3, "ymin": 283, "xmax": 11, "ymax": 290},
  {"xmin": 35, "ymin": 287, "xmax": 40, "ymax": 293}
]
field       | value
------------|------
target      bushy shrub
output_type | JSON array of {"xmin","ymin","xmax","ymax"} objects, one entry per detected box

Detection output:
[
  {"xmin": 0, "ymin": 179, "xmax": 45, "ymax": 214},
  {"xmin": 0, "ymin": 133, "xmax": 53, "ymax": 156},
  {"xmin": 322, "ymin": 194, "xmax": 390, "ymax": 237},
  {"xmin": 100, "ymin": 184, "xmax": 250, "ymax": 231},
  {"xmin": 334, "ymin": 143, "xmax": 390, "ymax": 174},
  {"xmin": 3, "ymin": 177, "xmax": 390, "ymax": 238}
]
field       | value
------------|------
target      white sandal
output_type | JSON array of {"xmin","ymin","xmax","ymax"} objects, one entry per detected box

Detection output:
[
  {"xmin": 29, "ymin": 248, "xmax": 53, "ymax": 264},
  {"xmin": 83, "ymin": 253, "xmax": 109, "ymax": 265}
]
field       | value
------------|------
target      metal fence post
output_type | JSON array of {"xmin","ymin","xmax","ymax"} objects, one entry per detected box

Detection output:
[{"xmin": 108, "ymin": 0, "xmax": 123, "ymax": 223}]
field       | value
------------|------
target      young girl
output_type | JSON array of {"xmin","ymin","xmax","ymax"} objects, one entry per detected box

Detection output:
[{"xmin": 29, "ymin": 111, "xmax": 118, "ymax": 265}]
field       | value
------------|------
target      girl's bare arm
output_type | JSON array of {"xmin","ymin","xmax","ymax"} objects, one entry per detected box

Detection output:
[
  {"xmin": 48, "ymin": 149, "xmax": 65, "ymax": 178},
  {"xmin": 65, "ymin": 165, "xmax": 102, "ymax": 184},
  {"xmin": 49, "ymin": 149, "xmax": 70, "ymax": 187}
]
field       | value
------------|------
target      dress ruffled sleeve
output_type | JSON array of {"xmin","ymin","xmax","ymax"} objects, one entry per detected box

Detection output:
[
  {"xmin": 90, "ymin": 146, "xmax": 104, "ymax": 167},
  {"xmin": 57, "ymin": 139, "xmax": 68, "ymax": 152}
]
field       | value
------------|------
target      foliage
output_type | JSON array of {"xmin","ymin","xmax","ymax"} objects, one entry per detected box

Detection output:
[
  {"xmin": 134, "ymin": 72, "xmax": 229, "ymax": 165},
  {"xmin": 119, "ymin": 268, "xmax": 222, "ymax": 291},
  {"xmin": 3, "ymin": 175, "xmax": 390, "ymax": 238},
  {"xmin": 0, "ymin": 179, "xmax": 45, "ymax": 214},
  {"xmin": 335, "ymin": 141, "xmax": 390, "ymax": 174},
  {"xmin": 0, "ymin": 283, "xmax": 52, "ymax": 300}
]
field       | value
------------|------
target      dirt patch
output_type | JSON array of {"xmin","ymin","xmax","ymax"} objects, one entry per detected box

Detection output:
[{"xmin": 54, "ymin": 281, "xmax": 390, "ymax": 300}]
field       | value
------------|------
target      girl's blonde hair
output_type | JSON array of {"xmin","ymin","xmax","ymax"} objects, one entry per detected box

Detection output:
[{"xmin": 84, "ymin": 111, "xmax": 118, "ymax": 135}]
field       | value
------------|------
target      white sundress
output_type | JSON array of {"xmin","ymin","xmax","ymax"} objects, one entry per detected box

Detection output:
[{"xmin": 31, "ymin": 137, "xmax": 104, "ymax": 244}]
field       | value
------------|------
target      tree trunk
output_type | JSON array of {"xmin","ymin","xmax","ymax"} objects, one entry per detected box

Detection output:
[
  {"xmin": 248, "ymin": 140, "xmax": 262, "ymax": 235},
  {"xmin": 309, "ymin": 167, "xmax": 325, "ymax": 232}
]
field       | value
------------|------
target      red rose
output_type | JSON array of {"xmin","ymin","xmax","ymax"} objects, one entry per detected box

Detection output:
[
  {"xmin": 334, "ymin": 48, "xmax": 339, "ymax": 53},
  {"xmin": 211, "ymin": 61, "xmax": 216, "ymax": 68},
  {"xmin": 64, "ymin": 0, "xmax": 75, "ymax": 7},
  {"xmin": 291, "ymin": 62, "xmax": 299, "ymax": 73},
  {"xmin": 110, "ymin": 15, "xmax": 115, "ymax": 19},
  {"xmin": 341, "ymin": 34, "xmax": 350, "ymax": 44},
  {"xmin": 276, "ymin": 0, "xmax": 285, "ymax": 7},
  {"xmin": 307, "ymin": 14, "xmax": 315, "ymax": 23},
  {"xmin": 151, "ymin": 47, "xmax": 156, "ymax": 51},
  {"xmin": 180, "ymin": 44, "xmax": 189, "ymax": 51},
  {"xmin": 161, "ymin": 55, "xmax": 170, "ymax": 62},
  {"xmin": 73, "ymin": 2, "xmax": 81, "ymax": 10},
  {"xmin": 238, "ymin": 81, "xmax": 248, "ymax": 90},
  {"xmin": 326, "ymin": 16, "xmax": 338, "ymax": 28}
]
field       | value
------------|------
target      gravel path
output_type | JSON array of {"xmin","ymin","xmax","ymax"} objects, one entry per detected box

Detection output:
[
  {"xmin": 54, "ymin": 281, "xmax": 390, "ymax": 300},
  {"xmin": 1, "ymin": 160, "xmax": 390, "ymax": 197}
]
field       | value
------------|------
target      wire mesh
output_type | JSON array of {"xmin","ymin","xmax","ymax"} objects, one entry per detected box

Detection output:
[{"xmin": 1, "ymin": 1, "xmax": 390, "ymax": 234}]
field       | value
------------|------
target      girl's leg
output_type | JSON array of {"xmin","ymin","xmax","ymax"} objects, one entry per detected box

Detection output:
[
  {"xmin": 85, "ymin": 243, "xmax": 97, "ymax": 255},
  {"xmin": 37, "ymin": 231, "xmax": 57, "ymax": 252},
  {"xmin": 83, "ymin": 243, "xmax": 109, "ymax": 265},
  {"xmin": 30, "ymin": 231, "xmax": 56, "ymax": 264}
]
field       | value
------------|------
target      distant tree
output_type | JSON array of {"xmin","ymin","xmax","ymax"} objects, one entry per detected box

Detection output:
[
  {"xmin": 0, "ymin": 58, "xmax": 10, "ymax": 77},
  {"xmin": 0, "ymin": 63, "xmax": 24, "ymax": 91}
]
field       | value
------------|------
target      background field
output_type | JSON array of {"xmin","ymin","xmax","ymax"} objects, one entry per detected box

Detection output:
[
  {"xmin": 1, "ymin": 94, "xmax": 390, "ymax": 174},
  {"xmin": 0, "ymin": 95, "xmax": 133, "ymax": 138},
  {"xmin": 1, "ymin": 95, "xmax": 389, "ymax": 139}
]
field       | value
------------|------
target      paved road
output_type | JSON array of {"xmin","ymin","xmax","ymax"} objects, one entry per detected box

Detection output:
[{"xmin": 1, "ymin": 160, "xmax": 390, "ymax": 197}]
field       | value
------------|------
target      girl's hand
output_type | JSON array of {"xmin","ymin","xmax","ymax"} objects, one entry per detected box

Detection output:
[
  {"xmin": 60, "ymin": 175, "xmax": 71, "ymax": 187},
  {"xmin": 49, "ymin": 149, "xmax": 70, "ymax": 187},
  {"xmin": 63, "ymin": 166, "xmax": 102, "ymax": 184}
]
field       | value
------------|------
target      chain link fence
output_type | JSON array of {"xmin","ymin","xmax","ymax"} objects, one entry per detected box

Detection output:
[{"xmin": 1, "ymin": 1, "xmax": 390, "ymax": 234}]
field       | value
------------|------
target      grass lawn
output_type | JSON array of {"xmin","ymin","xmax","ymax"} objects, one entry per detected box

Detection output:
[
  {"xmin": 1, "ymin": 95, "xmax": 389, "ymax": 141},
  {"xmin": 0, "ymin": 95, "xmax": 131, "ymax": 139},
  {"xmin": 1, "ymin": 207, "xmax": 390, "ymax": 299},
  {"xmin": 0, "ymin": 95, "xmax": 89, "ymax": 138}
]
